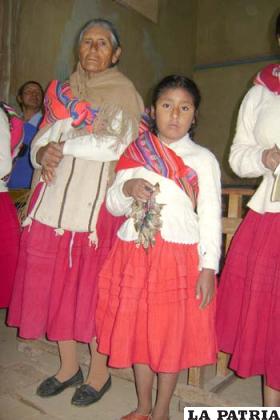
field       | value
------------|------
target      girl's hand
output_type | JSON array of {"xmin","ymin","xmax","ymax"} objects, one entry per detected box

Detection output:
[
  {"xmin": 195, "ymin": 268, "xmax": 215, "ymax": 309},
  {"xmin": 262, "ymin": 145, "xmax": 280, "ymax": 171},
  {"xmin": 123, "ymin": 178, "xmax": 155, "ymax": 202}
]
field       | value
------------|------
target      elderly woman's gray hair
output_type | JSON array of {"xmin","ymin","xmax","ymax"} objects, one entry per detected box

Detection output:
[{"xmin": 79, "ymin": 18, "xmax": 121, "ymax": 50}]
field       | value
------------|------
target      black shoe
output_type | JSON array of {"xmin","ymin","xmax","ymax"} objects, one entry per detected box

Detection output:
[
  {"xmin": 71, "ymin": 375, "xmax": 112, "ymax": 406},
  {"xmin": 36, "ymin": 367, "xmax": 84, "ymax": 397}
]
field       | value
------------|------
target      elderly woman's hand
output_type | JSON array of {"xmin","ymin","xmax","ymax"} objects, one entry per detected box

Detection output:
[
  {"xmin": 123, "ymin": 178, "xmax": 155, "ymax": 202},
  {"xmin": 41, "ymin": 166, "xmax": 57, "ymax": 185},
  {"xmin": 37, "ymin": 142, "xmax": 64, "ymax": 185},
  {"xmin": 262, "ymin": 145, "xmax": 280, "ymax": 171},
  {"xmin": 37, "ymin": 142, "xmax": 64, "ymax": 167}
]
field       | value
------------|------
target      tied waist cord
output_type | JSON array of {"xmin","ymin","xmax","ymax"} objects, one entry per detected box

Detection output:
[
  {"xmin": 54, "ymin": 228, "xmax": 98, "ymax": 268},
  {"xmin": 54, "ymin": 228, "xmax": 75, "ymax": 269}
]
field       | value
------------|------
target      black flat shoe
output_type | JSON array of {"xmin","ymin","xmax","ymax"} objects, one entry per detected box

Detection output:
[
  {"xmin": 36, "ymin": 367, "xmax": 84, "ymax": 397},
  {"xmin": 71, "ymin": 375, "xmax": 112, "ymax": 406}
]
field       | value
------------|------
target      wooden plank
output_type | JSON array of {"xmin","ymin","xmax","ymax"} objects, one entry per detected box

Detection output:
[
  {"xmin": 9, "ymin": 188, "xmax": 29, "ymax": 203},
  {"xmin": 222, "ymin": 217, "xmax": 242, "ymax": 234},
  {"xmin": 222, "ymin": 187, "xmax": 254, "ymax": 196},
  {"xmin": 227, "ymin": 193, "xmax": 242, "ymax": 218},
  {"xmin": 190, "ymin": 187, "xmax": 255, "ymax": 386},
  {"xmin": 188, "ymin": 367, "xmax": 201, "ymax": 387},
  {"xmin": 216, "ymin": 351, "xmax": 230, "ymax": 377},
  {"xmin": 204, "ymin": 370, "xmax": 235, "ymax": 393}
]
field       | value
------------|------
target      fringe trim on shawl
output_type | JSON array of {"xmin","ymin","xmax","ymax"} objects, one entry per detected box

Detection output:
[{"xmin": 64, "ymin": 103, "xmax": 138, "ymax": 152}]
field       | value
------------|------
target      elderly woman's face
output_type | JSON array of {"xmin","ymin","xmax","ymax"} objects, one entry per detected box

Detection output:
[{"xmin": 79, "ymin": 26, "xmax": 121, "ymax": 76}]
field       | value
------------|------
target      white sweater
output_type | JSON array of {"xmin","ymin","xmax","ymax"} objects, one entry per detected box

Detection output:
[
  {"xmin": 29, "ymin": 114, "xmax": 133, "ymax": 233},
  {"xmin": 106, "ymin": 134, "xmax": 222, "ymax": 272},
  {"xmin": 229, "ymin": 84, "xmax": 280, "ymax": 213},
  {"xmin": 0, "ymin": 110, "xmax": 12, "ymax": 192},
  {"xmin": 31, "ymin": 114, "xmax": 131, "ymax": 168}
]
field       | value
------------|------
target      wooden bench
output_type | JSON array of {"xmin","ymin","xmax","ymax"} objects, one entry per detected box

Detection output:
[
  {"xmin": 9, "ymin": 188, "xmax": 30, "ymax": 221},
  {"xmin": 187, "ymin": 186, "xmax": 255, "ymax": 390},
  {"xmin": 9, "ymin": 188, "xmax": 30, "ymax": 204}
]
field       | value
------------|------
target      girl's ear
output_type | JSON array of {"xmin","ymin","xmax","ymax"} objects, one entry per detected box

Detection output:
[
  {"xmin": 192, "ymin": 110, "xmax": 198, "ymax": 125},
  {"xmin": 190, "ymin": 117, "xmax": 196, "ymax": 128},
  {"xmin": 149, "ymin": 105, "xmax": 157, "ymax": 134}
]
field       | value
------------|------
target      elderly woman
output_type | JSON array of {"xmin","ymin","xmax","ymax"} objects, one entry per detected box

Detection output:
[{"xmin": 8, "ymin": 18, "xmax": 143, "ymax": 406}]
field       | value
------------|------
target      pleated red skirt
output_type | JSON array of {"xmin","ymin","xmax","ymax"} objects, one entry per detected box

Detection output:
[
  {"xmin": 217, "ymin": 210, "xmax": 280, "ymax": 390},
  {"xmin": 8, "ymin": 203, "xmax": 124, "ymax": 342},
  {"xmin": 0, "ymin": 192, "xmax": 20, "ymax": 308},
  {"xmin": 96, "ymin": 236, "xmax": 217, "ymax": 373}
]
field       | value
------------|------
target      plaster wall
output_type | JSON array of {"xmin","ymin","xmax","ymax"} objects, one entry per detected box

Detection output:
[
  {"xmin": 11, "ymin": 0, "xmax": 197, "ymax": 105},
  {"xmin": 8, "ymin": 0, "xmax": 280, "ymax": 187},
  {"xmin": 194, "ymin": 0, "xmax": 280, "ymax": 185}
]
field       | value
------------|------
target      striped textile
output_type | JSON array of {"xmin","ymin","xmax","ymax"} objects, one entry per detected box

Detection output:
[
  {"xmin": 40, "ymin": 80, "xmax": 98, "ymax": 131},
  {"xmin": 0, "ymin": 102, "xmax": 23, "ymax": 160}
]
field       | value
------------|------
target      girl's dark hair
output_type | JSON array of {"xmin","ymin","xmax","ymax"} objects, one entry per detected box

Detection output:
[
  {"xmin": 152, "ymin": 75, "xmax": 201, "ymax": 110},
  {"xmin": 276, "ymin": 12, "xmax": 280, "ymax": 38},
  {"xmin": 151, "ymin": 75, "xmax": 201, "ymax": 139}
]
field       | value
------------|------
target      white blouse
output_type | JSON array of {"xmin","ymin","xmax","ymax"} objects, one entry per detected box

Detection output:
[
  {"xmin": 106, "ymin": 134, "xmax": 222, "ymax": 272},
  {"xmin": 31, "ymin": 112, "xmax": 132, "ymax": 168},
  {"xmin": 229, "ymin": 84, "xmax": 280, "ymax": 213}
]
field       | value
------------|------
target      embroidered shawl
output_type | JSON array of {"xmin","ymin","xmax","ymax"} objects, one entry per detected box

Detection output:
[
  {"xmin": 254, "ymin": 63, "xmax": 280, "ymax": 95},
  {"xmin": 0, "ymin": 102, "xmax": 23, "ymax": 160},
  {"xmin": 40, "ymin": 64, "xmax": 143, "ymax": 143}
]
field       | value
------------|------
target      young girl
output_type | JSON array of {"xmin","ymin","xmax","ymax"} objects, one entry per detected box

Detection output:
[{"xmin": 96, "ymin": 75, "xmax": 221, "ymax": 420}]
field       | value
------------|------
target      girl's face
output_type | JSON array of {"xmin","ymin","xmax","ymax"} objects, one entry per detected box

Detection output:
[{"xmin": 152, "ymin": 87, "xmax": 196, "ymax": 145}]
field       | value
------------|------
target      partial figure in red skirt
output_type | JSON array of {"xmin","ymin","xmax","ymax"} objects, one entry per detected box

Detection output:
[
  {"xmin": 216, "ymin": 12, "xmax": 280, "ymax": 407},
  {"xmin": 7, "ymin": 18, "xmax": 144, "ymax": 406},
  {"xmin": 96, "ymin": 75, "xmax": 222, "ymax": 420},
  {"xmin": 0, "ymin": 104, "xmax": 23, "ymax": 308}
]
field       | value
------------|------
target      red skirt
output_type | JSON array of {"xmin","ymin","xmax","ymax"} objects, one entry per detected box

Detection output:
[
  {"xmin": 217, "ymin": 210, "xmax": 280, "ymax": 390},
  {"xmin": 96, "ymin": 236, "xmax": 217, "ymax": 373},
  {"xmin": 8, "ymin": 203, "xmax": 124, "ymax": 342},
  {"xmin": 0, "ymin": 192, "xmax": 20, "ymax": 308}
]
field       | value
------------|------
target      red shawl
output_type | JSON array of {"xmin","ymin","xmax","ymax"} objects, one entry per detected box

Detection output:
[{"xmin": 254, "ymin": 63, "xmax": 280, "ymax": 95}]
